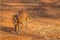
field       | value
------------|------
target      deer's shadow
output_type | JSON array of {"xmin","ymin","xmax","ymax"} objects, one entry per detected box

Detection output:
[{"xmin": 0, "ymin": 26, "xmax": 16, "ymax": 35}]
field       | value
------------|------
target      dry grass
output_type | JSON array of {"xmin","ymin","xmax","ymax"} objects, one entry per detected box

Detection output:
[{"xmin": 0, "ymin": 0, "xmax": 60, "ymax": 40}]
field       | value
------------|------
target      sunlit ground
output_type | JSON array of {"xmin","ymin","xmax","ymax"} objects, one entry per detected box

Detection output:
[
  {"xmin": 0, "ymin": 15, "xmax": 60, "ymax": 40},
  {"xmin": 0, "ymin": 0, "xmax": 60, "ymax": 40}
]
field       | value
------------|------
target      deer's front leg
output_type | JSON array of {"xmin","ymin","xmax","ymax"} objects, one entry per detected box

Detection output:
[
  {"xmin": 15, "ymin": 23, "xmax": 23, "ymax": 35},
  {"xmin": 15, "ymin": 24, "xmax": 19, "ymax": 33}
]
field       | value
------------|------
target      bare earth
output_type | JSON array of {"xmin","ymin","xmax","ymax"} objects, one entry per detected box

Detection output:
[{"xmin": 0, "ymin": 18, "xmax": 60, "ymax": 40}]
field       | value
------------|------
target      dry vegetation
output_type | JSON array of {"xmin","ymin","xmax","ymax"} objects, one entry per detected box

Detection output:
[{"xmin": 0, "ymin": 0, "xmax": 60, "ymax": 40}]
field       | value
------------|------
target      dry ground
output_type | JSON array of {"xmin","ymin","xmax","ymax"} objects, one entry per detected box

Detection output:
[
  {"xmin": 0, "ymin": 0, "xmax": 60, "ymax": 40},
  {"xmin": 0, "ymin": 17, "xmax": 60, "ymax": 40}
]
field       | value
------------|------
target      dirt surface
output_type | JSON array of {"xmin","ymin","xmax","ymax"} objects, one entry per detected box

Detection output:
[
  {"xmin": 0, "ymin": 18, "xmax": 60, "ymax": 40},
  {"xmin": 0, "ymin": 0, "xmax": 60, "ymax": 40}
]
